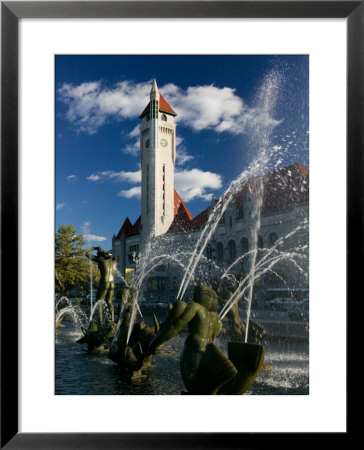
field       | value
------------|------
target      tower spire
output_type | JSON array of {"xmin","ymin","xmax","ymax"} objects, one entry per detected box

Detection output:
[
  {"xmin": 150, "ymin": 79, "xmax": 159, "ymax": 101},
  {"xmin": 151, "ymin": 78, "xmax": 159, "ymax": 94},
  {"xmin": 140, "ymin": 81, "xmax": 176, "ymax": 242}
]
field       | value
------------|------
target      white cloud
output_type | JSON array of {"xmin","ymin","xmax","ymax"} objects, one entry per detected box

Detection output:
[
  {"xmin": 83, "ymin": 234, "xmax": 107, "ymax": 242},
  {"xmin": 163, "ymin": 84, "xmax": 244, "ymax": 133},
  {"xmin": 121, "ymin": 126, "xmax": 141, "ymax": 156},
  {"xmin": 176, "ymin": 149, "xmax": 193, "ymax": 166},
  {"xmin": 66, "ymin": 174, "xmax": 77, "ymax": 182},
  {"xmin": 87, "ymin": 170, "xmax": 141, "ymax": 183},
  {"xmin": 174, "ymin": 168, "xmax": 222, "ymax": 202},
  {"xmin": 57, "ymin": 79, "xmax": 281, "ymax": 136},
  {"xmin": 117, "ymin": 186, "xmax": 141, "ymax": 199},
  {"xmin": 85, "ymin": 163, "xmax": 221, "ymax": 203},
  {"xmin": 175, "ymin": 136, "xmax": 193, "ymax": 166},
  {"xmin": 56, "ymin": 203, "xmax": 66, "ymax": 210},
  {"xmin": 129, "ymin": 125, "xmax": 140, "ymax": 138},
  {"xmin": 122, "ymin": 141, "xmax": 139, "ymax": 156},
  {"xmin": 86, "ymin": 174, "xmax": 101, "ymax": 181},
  {"xmin": 57, "ymin": 80, "xmax": 151, "ymax": 134}
]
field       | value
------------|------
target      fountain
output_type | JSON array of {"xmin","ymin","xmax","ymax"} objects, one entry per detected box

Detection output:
[
  {"xmin": 108, "ymin": 287, "xmax": 160, "ymax": 377},
  {"xmin": 55, "ymin": 296, "xmax": 87, "ymax": 328},
  {"xmin": 128, "ymin": 69, "xmax": 308, "ymax": 394},
  {"xmin": 75, "ymin": 247, "xmax": 118, "ymax": 353},
  {"xmin": 85, "ymin": 246, "xmax": 116, "ymax": 322},
  {"xmin": 56, "ymin": 68, "xmax": 308, "ymax": 395},
  {"xmin": 81, "ymin": 221, "xmax": 94, "ymax": 314},
  {"xmin": 148, "ymin": 284, "xmax": 265, "ymax": 394},
  {"xmin": 77, "ymin": 247, "xmax": 158, "ymax": 365}
]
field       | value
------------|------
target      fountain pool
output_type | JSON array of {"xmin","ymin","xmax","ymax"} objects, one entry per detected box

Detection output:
[{"xmin": 55, "ymin": 318, "xmax": 308, "ymax": 395}]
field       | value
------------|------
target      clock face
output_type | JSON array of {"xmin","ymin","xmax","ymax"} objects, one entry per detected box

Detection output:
[
  {"xmin": 161, "ymin": 139, "xmax": 168, "ymax": 148},
  {"xmin": 145, "ymin": 139, "xmax": 150, "ymax": 148}
]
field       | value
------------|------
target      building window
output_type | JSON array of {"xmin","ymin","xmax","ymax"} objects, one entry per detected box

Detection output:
[
  {"xmin": 269, "ymin": 232, "xmax": 278, "ymax": 246},
  {"xmin": 258, "ymin": 235, "xmax": 264, "ymax": 249},
  {"xmin": 229, "ymin": 216, "xmax": 233, "ymax": 229},
  {"xmin": 206, "ymin": 244, "xmax": 213, "ymax": 260},
  {"xmin": 257, "ymin": 235, "xmax": 264, "ymax": 260},
  {"xmin": 151, "ymin": 100, "xmax": 159, "ymax": 119},
  {"xmin": 128, "ymin": 246, "xmax": 139, "ymax": 264},
  {"xmin": 161, "ymin": 113, "xmax": 167, "ymax": 121},
  {"xmin": 241, "ymin": 237, "xmax": 249, "ymax": 254},
  {"xmin": 228, "ymin": 240, "xmax": 236, "ymax": 261},
  {"xmin": 217, "ymin": 242, "xmax": 224, "ymax": 261}
]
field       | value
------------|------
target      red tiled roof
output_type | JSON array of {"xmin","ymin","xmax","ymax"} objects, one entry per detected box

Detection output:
[
  {"xmin": 231, "ymin": 163, "xmax": 309, "ymax": 216},
  {"xmin": 168, "ymin": 190, "xmax": 194, "ymax": 232},
  {"xmin": 168, "ymin": 205, "xmax": 194, "ymax": 232},
  {"xmin": 116, "ymin": 163, "xmax": 308, "ymax": 238},
  {"xmin": 174, "ymin": 190, "xmax": 193, "ymax": 219},
  {"xmin": 168, "ymin": 163, "xmax": 308, "ymax": 234},
  {"xmin": 116, "ymin": 217, "xmax": 132, "ymax": 238},
  {"xmin": 116, "ymin": 216, "xmax": 141, "ymax": 238},
  {"xmin": 190, "ymin": 208, "xmax": 209, "ymax": 230},
  {"xmin": 296, "ymin": 163, "xmax": 309, "ymax": 179},
  {"xmin": 139, "ymin": 93, "xmax": 177, "ymax": 119},
  {"xmin": 128, "ymin": 216, "xmax": 141, "ymax": 236},
  {"xmin": 261, "ymin": 163, "xmax": 309, "ymax": 214}
]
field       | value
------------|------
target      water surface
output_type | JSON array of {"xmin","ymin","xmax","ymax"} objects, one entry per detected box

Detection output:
[{"xmin": 56, "ymin": 323, "xmax": 308, "ymax": 395}]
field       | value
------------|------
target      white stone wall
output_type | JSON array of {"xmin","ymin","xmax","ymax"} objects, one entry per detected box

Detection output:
[
  {"xmin": 213, "ymin": 202, "xmax": 309, "ymax": 287},
  {"xmin": 114, "ymin": 199, "xmax": 308, "ymax": 304},
  {"xmin": 140, "ymin": 106, "xmax": 176, "ymax": 243},
  {"xmin": 112, "ymin": 234, "xmax": 141, "ymax": 281}
]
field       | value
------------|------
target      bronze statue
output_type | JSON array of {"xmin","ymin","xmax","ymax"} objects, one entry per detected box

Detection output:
[
  {"xmin": 85, "ymin": 246, "xmax": 115, "ymax": 323},
  {"xmin": 108, "ymin": 288, "xmax": 160, "ymax": 376},
  {"xmin": 214, "ymin": 280, "xmax": 269, "ymax": 344},
  {"xmin": 76, "ymin": 320, "xmax": 116, "ymax": 354},
  {"xmin": 148, "ymin": 284, "xmax": 265, "ymax": 395}
]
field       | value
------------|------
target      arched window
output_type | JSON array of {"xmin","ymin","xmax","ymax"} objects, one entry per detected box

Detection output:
[
  {"xmin": 257, "ymin": 235, "xmax": 264, "ymax": 260},
  {"xmin": 206, "ymin": 244, "xmax": 213, "ymax": 260},
  {"xmin": 228, "ymin": 240, "xmax": 236, "ymax": 261},
  {"xmin": 229, "ymin": 216, "xmax": 233, "ymax": 229},
  {"xmin": 258, "ymin": 235, "xmax": 264, "ymax": 249},
  {"xmin": 173, "ymin": 277, "xmax": 177, "ymax": 289},
  {"xmin": 217, "ymin": 242, "xmax": 224, "ymax": 261},
  {"xmin": 161, "ymin": 113, "xmax": 167, "ymax": 121},
  {"xmin": 240, "ymin": 237, "xmax": 249, "ymax": 272},
  {"xmin": 269, "ymin": 232, "xmax": 278, "ymax": 247},
  {"xmin": 241, "ymin": 237, "xmax": 249, "ymax": 254}
]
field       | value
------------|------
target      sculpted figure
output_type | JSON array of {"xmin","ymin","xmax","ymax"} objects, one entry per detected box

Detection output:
[
  {"xmin": 76, "ymin": 320, "xmax": 116, "ymax": 354},
  {"xmin": 108, "ymin": 288, "xmax": 159, "ymax": 375},
  {"xmin": 85, "ymin": 246, "xmax": 115, "ymax": 323},
  {"xmin": 148, "ymin": 284, "xmax": 264, "ymax": 395},
  {"xmin": 214, "ymin": 280, "xmax": 269, "ymax": 344}
]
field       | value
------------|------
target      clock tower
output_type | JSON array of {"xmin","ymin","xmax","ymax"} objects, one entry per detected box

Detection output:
[{"xmin": 139, "ymin": 79, "xmax": 177, "ymax": 244}]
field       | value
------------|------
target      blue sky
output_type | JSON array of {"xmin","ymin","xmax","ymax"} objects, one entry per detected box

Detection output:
[{"xmin": 56, "ymin": 55, "xmax": 309, "ymax": 250}]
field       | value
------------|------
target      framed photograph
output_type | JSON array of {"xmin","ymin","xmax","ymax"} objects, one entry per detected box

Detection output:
[{"xmin": 2, "ymin": 1, "xmax": 357, "ymax": 447}]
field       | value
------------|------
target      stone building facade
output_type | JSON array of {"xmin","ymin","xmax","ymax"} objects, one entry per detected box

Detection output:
[{"xmin": 112, "ymin": 81, "xmax": 309, "ymax": 305}]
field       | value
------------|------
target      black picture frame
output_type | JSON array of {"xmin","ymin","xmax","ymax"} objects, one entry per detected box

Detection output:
[{"xmin": 1, "ymin": 1, "xmax": 357, "ymax": 448}]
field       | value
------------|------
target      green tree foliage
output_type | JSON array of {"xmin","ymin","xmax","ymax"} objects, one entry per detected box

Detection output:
[{"xmin": 55, "ymin": 224, "xmax": 99, "ymax": 294}]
